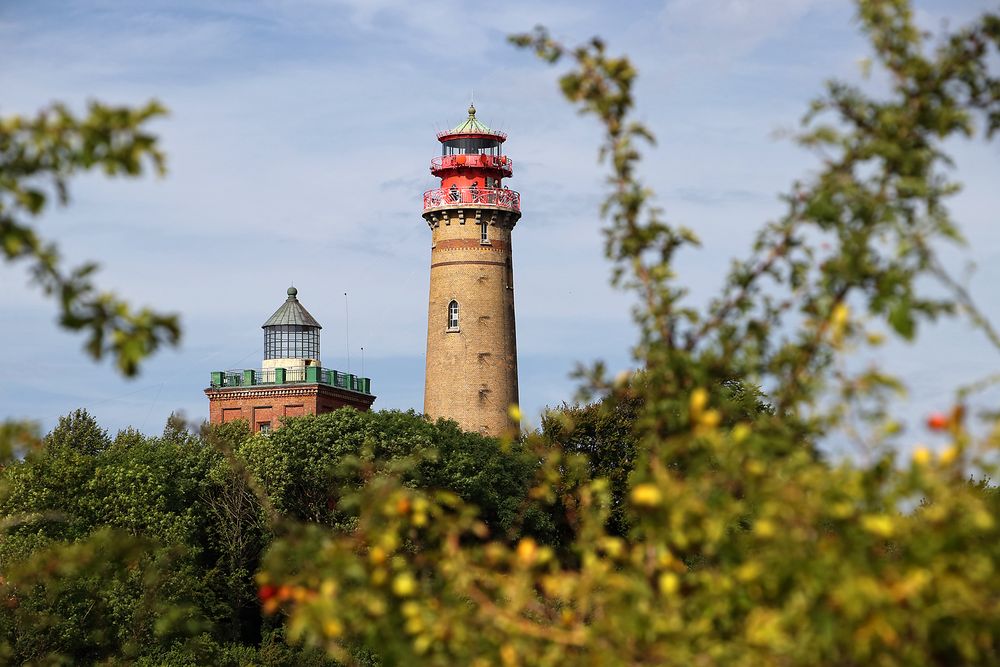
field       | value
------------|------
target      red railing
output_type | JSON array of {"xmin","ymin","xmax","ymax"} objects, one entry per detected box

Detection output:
[
  {"xmin": 423, "ymin": 187, "xmax": 521, "ymax": 213},
  {"xmin": 430, "ymin": 154, "xmax": 513, "ymax": 175}
]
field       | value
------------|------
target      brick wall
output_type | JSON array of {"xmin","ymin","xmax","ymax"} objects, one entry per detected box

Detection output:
[
  {"xmin": 422, "ymin": 206, "xmax": 520, "ymax": 436},
  {"xmin": 206, "ymin": 384, "xmax": 375, "ymax": 432}
]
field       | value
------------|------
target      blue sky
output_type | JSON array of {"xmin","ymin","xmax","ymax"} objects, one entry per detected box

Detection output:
[{"xmin": 2, "ymin": 0, "xmax": 998, "ymax": 451}]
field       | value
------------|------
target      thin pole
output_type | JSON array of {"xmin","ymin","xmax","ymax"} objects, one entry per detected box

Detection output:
[
  {"xmin": 361, "ymin": 346, "xmax": 365, "ymax": 379},
  {"xmin": 345, "ymin": 292, "xmax": 350, "ymax": 373}
]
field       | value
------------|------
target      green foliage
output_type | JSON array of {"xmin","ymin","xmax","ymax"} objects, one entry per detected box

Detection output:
[
  {"xmin": 0, "ymin": 408, "xmax": 556, "ymax": 663},
  {"xmin": 541, "ymin": 394, "xmax": 641, "ymax": 538},
  {"xmin": 45, "ymin": 408, "xmax": 110, "ymax": 456},
  {"xmin": 258, "ymin": 2, "xmax": 1000, "ymax": 665},
  {"xmin": 0, "ymin": 528, "xmax": 212, "ymax": 665},
  {"xmin": 0, "ymin": 413, "xmax": 233, "ymax": 663},
  {"xmin": 542, "ymin": 381, "xmax": 771, "ymax": 539},
  {"xmin": 0, "ymin": 100, "xmax": 180, "ymax": 377},
  {"xmin": 242, "ymin": 409, "xmax": 550, "ymax": 541}
]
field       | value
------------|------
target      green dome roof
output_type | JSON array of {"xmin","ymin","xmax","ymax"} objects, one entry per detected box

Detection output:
[
  {"xmin": 262, "ymin": 286, "xmax": 322, "ymax": 328},
  {"xmin": 437, "ymin": 104, "xmax": 507, "ymax": 141},
  {"xmin": 450, "ymin": 104, "xmax": 493, "ymax": 134}
]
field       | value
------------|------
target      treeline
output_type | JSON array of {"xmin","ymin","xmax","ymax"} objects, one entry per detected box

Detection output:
[{"xmin": 0, "ymin": 407, "xmax": 578, "ymax": 665}]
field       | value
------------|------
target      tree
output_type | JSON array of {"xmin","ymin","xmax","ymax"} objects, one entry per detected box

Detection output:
[
  {"xmin": 0, "ymin": 99, "xmax": 182, "ymax": 490},
  {"xmin": 0, "ymin": 527, "xmax": 216, "ymax": 666},
  {"xmin": 200, "ymin": 419, "xmax": 271, "ymax": 647},
  {"xmin": 241, "ymin": 409, "xmax": 552, "ymax": 541},
  {"xmin": 0, "ymin": 417, "xmax": 223, "ymax": 663},
  {"xmin": 1, "ymin": 412, "xmax": 338, "ymax": 663},
  {"xmin": 0, "ymin": 406, "xmax": 560, "ymax": 663},
  {"xmin": 541, "ymin": 393, "xmax": 641, "ymax": 538},
  {"xmin": 0, "ymin": 94, "xmax": 192, "ymax": 664},
  {"xmin": 542, "ymin": 380, "xmax": 772, "ymax": 539},
  {"xmin": 256, "ymin": 2, "xmax": 1000, "ymax": 664},
  {"xmin": 45, "ymin": 408, "xmax": 111, "ymax": 456},
  {"xmin": 0, "ymin": 101, "xmax": 180, "ymax": 378}
]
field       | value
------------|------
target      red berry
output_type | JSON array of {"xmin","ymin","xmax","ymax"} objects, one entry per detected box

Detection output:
[
  {"xmin": 258, "ymin": 584, "xmax": 277, "ymax": 602},
  {"xmin": 926, "ymin": 413, "xmax": 949, "ymax": 431}
]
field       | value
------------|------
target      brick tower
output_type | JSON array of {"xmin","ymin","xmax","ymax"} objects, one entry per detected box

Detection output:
[
  {"xmin": 205, "ymin": 286, "xmax": 375, "ymax": 432},
  {"xmin": 421, "ymin": 105, "xmax": 521, "ymax": 436}
]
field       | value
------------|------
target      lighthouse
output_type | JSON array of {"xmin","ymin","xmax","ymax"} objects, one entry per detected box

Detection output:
[
  {"xmin": 421, "ymin": 105, "xmax": 522, "ymax": 436},
  {"xmin": 205, "ymin": 287, "xmax": 375, "ymax": 432}
]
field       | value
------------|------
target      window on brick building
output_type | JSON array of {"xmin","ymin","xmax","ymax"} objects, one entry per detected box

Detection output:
[
  {"xmin": 258, "ymin": 422, "xmax": 271, "ymax": 434},
  {"xmin": 480, "ymin": 220, "xmax": 489, "ymax": 244},
  {"xmin": 447, "ymin": 300, "xmax": 460, "ymax": 331}
]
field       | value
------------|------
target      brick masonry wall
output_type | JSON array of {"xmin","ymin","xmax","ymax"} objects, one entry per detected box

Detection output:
[
  {"xmin": 422, "ymin": 206, "xmax": 519, "ymax": 436},
  {"xmin": 205, "ymin": 384, "xmax": 375, "ymax": 432}
]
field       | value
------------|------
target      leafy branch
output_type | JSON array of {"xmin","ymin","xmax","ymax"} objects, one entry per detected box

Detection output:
[{"xmin": 0, "ymin": 100, "xmax": 180, "ymax": 377}]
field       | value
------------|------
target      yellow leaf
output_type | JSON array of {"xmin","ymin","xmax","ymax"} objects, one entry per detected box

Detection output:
[
  {"xmin": 736, "ymin": 561, "xmax": 762, "ymax": 582},
  {"xmin": 392, "ymin": 573, "xmax": 416, "ymax": 597},
  {"xmin": 912, "ymin": 447, "xmax": 931, "ymax": 466},
  {"xmin": 516, "ymin": 538, "xmax": 538, "ymax": 565},
  {"xmin": 861, "ymin": 514, "xmax": 895, "ymax": 538},
  {"xmin": 690, "ymin": 388, "xmax": 709, "ymax": 416},
  {"xmin": 938, "ymin": 445, "xmax": 958, "ymax": 466},
  {"xmin": 832, "ymin": 302, "xmax": 849, "ymax": 328},
  {"xmin": 754, "ymin": 519, "xmax": 776, "ymax": 538},
  {"xmin": 500, "ymin": 643, "xmax": 518, "ymax": 667},
  {"xmin": 631, "ymin": 483, "xmax": 663, "ymax": 507},
  {"xmin": 323, "ymin": 619, "xmax": 343, "ymax": 638},
  {"xmin": 698, "ymin": 409, "xmax": 721, "ymax": 430},
  {"xmin": 658, "ymin": 572, "xmax": 679, "ymax": 595}
]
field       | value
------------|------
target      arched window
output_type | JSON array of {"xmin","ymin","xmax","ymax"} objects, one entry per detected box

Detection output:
[{"xmin": 447, "ymin": 300, "xmax": 460, "ymax": 331}]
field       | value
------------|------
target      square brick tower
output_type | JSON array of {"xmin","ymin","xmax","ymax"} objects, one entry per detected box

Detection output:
[
  {"xmin": 205, "ymin": 286, "xmax": 375, "ymax": 432},
  {"xmin": 421, "ymin": 105, "xmax": 521, "ymax": 436}
]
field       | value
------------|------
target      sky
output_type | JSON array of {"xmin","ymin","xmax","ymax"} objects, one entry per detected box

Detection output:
[{"xmin": 1, "ymin": 0, "xmax": 998, "ymax": 451}]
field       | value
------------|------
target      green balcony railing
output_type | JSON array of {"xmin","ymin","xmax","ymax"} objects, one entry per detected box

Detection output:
[{"xmin": 209, "ymin": 367, "xmax": 372, "ymax": 395}]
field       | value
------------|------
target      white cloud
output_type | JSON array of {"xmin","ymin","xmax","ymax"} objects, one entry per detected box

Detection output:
[{"xmin": 658, "ymin": 0, "xmax": 837, "ymax": 58}]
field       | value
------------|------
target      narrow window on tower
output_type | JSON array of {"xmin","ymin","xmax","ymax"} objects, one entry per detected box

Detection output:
[
  {"xmin": 447, "ymin": 300, "xmax": 460, "ymax": 331},
  {"xmin": 480, "ymin": 220, "xmax": 489, "ymax": 245}
]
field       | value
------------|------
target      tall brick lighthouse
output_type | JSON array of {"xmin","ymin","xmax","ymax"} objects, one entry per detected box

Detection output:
[{"xmin": 421, "ymin": 105, "xmax": 521, "ymax": 436}]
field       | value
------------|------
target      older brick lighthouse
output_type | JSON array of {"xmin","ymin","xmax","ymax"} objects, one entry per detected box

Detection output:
[
  {"xmin": 421, "ymin": 105, "xmax": 521, "ymax": 436},
  {"xmin": 205, "ymin": 287, "xmax": 375, "ymax": 432}
]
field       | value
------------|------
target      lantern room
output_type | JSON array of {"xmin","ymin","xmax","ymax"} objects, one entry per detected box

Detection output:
[
  {"xmin": 440, "ymin": 136, "xmax": 502, "ymax": 156},
  {"xmin": 424, "ymin": 104, "xmax": 519, "ymax": 213},
  {"xmin": 262, "ymin": 286, "xmax": 321, "ymax": 369}
]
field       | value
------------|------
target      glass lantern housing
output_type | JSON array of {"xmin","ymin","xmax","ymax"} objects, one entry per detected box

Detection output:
[
  {"xmin": 261, "ymin": 286, "xmax": 322, "ymax": 362},
  {"xmin": 264, "ymin": 324, "xmax": 319, "ymax": 360}
]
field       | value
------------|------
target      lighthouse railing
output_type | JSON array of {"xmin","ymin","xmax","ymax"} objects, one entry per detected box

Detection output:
[
  {"xmin": 422, "ymin": 187, "xmax": 521, "ymax": 213},
  {"xmin": 430, "ymin": 154, "xmax": 513, "ymax": 173},
  {"xmin": 209, "ymin": 367, "xmax": 373, "ymax": 395}
]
